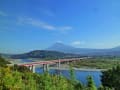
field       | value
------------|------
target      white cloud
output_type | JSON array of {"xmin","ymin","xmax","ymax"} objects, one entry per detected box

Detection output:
[
  {"xmin": 18, "ymin": 17, "xmax": 72, "ymax": 31},
  {"xmin": 0, "ymin": 11, "xmax": 7, "ymax": 16},
  {"xmin": 39, "ymin": 22, "xmax": 56, "ymax": 30},
  {"xmin": 71, "ymin": 41, "xmax": 85, "ymax": 47}
]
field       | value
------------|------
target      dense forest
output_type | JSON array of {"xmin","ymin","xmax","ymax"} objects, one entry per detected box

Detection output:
[{"xmin": 0, "ymin": 56, "xmax": 119, "ymax": 90}]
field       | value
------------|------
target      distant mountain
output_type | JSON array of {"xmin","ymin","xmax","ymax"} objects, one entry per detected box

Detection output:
[
  {"xmin": 111, "ymin": 46, "xmax": 120, "ymax": 51},
  {"xmin": 46, "ymin": 43, "xmax": 120, "ymax": 56},
  {"xmin": 1, "ymin": 43, "xmax": 120, "ymax": 59},
  {"xmin": 47, "ymin": 43, "xmax": 77, "ymax": 53},
  {"xmin": 10, "ymin": 50, "xmax": 81, "ymax": 59},
  {"xmin": 47, "ymin": 43, "xmax": 104, "ymax": 55}
]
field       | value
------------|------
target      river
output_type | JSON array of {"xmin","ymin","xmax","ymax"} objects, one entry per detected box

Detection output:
[
  {"xmin": 35, "ymin": 68, "xmax": 102, "ymax": 87},
  {"xmin": 22, "ymin": 59, "xmax": 102, "ymax": 87}
]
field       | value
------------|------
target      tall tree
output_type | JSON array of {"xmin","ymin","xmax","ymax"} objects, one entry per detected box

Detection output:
[
  {"xmin": 87, "ymin": 76, "xmax": 97, "ymax": 90},
  {"xmin": 101, "ymin": 65, "xmax": 120, "ymax": 90}
]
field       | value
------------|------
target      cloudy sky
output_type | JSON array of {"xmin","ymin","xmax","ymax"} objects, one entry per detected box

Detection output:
[{"xmin": 0, "ymin": 0, "xmax": 120, "ymax": 53}]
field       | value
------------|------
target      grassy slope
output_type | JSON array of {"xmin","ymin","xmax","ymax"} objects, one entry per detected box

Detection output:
[{"xmin": 71, "ymin": 57, "xmax": 120, "ymax": 69}]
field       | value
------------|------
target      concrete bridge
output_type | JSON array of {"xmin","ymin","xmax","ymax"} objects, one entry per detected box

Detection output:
[{"xmin": 16, "ymin": 57, "xmax": 88, "ymax": 73}]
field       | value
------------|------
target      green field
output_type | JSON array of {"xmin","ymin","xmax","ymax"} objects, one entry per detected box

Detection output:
[{"xmin": 71, "ymin": 57, "xmax": 120, "ymax": 69}]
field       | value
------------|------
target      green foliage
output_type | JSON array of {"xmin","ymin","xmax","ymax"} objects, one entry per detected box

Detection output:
[
  {"xmin": 69, "ymin": 65, "xmax": 76, "ymax": 90},
  {"xmin": 101, "ymin": 65, "xmax": 120, "ymax": 90},
  {"xmin": 86, "ymin": 76, "xmax": 97, "ymax": 90},
  {"xmin": 69, "ymin": 65, "xmax": 76, "ymax": 83},
  {"xmin": 98, "ymin": 85, "xmax": 114, "ymax": 90},
  {"xmin": 0, "ymin": 59, "xmax": 118, "ymax": 90},
  {"xmin": 0, "ymin": 67, "xmax": 73, "ymax": 90},
  {"xmin": 74, "ymin": 82, "xmax": 84, "ymax": 90},
  {"xmin": 71, "ymin": 57, "xmax": 120, "ymax": 69},
  {"xmin": 11, "ymin": 64, "xmax": 31, "ymax": 73},
  {"xmin": 0, "ymin": 56, "xmax": 10, "ymax": 67}
]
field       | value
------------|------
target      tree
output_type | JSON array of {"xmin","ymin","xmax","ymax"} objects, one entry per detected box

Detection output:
[
  {"xmin": 11, "ymin": 64, "xmax": 31, "ymax": 72},
  {"xmin": 69, "ymin": 65, "xmax": 76, "ymax": 90},
  {"xmin": 74, "ymin": 82, "xmax": 84, "ymax": 90},
  {"xmin": 98, "ymin": 85, "xmax": 114, "ymax": 90},
  {"xmin": 101, "ymin": 65, "xmax": 120, "ymax": 90},
  {"xmin": 87, "ymin": 76, "xmax": 97, "ymax": 90}
]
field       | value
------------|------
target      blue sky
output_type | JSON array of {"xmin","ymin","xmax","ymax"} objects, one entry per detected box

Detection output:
[{"xmin": 0, "ymin": 0, "xmax": 120, "ymax": 54}]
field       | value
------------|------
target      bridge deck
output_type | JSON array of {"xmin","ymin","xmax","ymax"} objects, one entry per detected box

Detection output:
[{"xmin": 17, "ymin": 58, "xmax": 84, "ymax": 66}]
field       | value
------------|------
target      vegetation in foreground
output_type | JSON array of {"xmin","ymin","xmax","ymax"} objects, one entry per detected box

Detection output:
[
  {"xmin": 0, "ymin": 56, "xmax": 120, "ymax": 90},
  {"xmin": 71, "ymin": 57, "xmax": 120, "ymax": 69},
  {"xmin": 0, "ymin": 56, "xmax": 10, "ymax": 67},
  {"xmin": 101, "ymin": 65, "xmax": 120, "ymax": 90}
]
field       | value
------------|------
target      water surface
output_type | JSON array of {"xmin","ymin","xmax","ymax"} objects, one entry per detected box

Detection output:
[{"xmin": 35, "ymin": 68, "xmax": 102, "ymax": 87}]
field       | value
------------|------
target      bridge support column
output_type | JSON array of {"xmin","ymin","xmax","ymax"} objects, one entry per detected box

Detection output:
[
  {"xmin": 46, "ymin": 64, "xmax": 49, "ymax": 71},
  {"xmin": 32, "ymin": 65, "xmax": 35, "ymax": 73},
  {"xmin": 43, "ymin": 64, "xmax": 46, "ymax": 72},
  {"xmin": 56, "ymin": 59, "xmax": 61, "ymax": 70},
  {"xmin": 56, "ymin": 62, "xmax": 60, "ymax": 69},
  {"xmin": 58, "ymin": 60, "xmax": 60, "ymax": 69},
  {"xmin": 43, "ymin": 64, "xmax": 49, "ymax": 72},
  {"xmin": 27, "ymin": 65, "xmax": 35, "ymax": 73},
  {"xmin": 29, "ymin": 66, "xmax": 32, "ymax": 71},
  {"xmin": 56, "ymin": 59, "xmax": 61, "ymax": 75}
]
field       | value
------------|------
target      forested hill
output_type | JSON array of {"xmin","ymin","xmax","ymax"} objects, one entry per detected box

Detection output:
[{"xmin": 10, "ymin": 50, "xmax": 81, "ymax": 59}]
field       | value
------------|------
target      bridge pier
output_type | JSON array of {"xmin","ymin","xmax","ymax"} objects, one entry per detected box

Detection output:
[
  {"xmin": 32, "ymin": 65, "xmax": 35, "ymax": 73},
  {"xmin": 46, "ymin": 64, "xmax": 49, "ymax": 71},
  {"xmin": 28, "ymin": 66, "xmax": 32, "ymax": 71},
  {"xmin": 43, "ymin": 64, "xmax": 45, "ymax": 72},
  {"xmin": 56, "ymin": 59, "xmax": 61, "ymax": 69},
  {"xmin": 27, "ymin": 65, "xmax": 35, "ymax": 73},
  {"xmin": 43, "ymin": 64, "xmax": 49, "ymax": 72}
]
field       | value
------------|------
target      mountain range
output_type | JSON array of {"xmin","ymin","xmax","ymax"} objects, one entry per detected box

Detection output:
[
  {"xmin": 46, "ymin": 43, "xmax": 120, "ymax": 56},
  {"xmin": 1, "ymin": 43, "xmax": 120, "ymax": 59}
]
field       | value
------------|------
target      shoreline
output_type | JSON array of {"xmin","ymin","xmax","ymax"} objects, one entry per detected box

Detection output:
[{"xmin": 48, "ymin": 67, "xmax": 107, "ymax": 71}]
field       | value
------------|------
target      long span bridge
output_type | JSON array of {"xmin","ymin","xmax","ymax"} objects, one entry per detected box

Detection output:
[{"xmin": 15, "ymin": 57, "xmax": 88, "ymax": 73}]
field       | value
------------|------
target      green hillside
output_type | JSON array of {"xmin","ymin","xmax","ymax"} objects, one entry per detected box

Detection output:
[{"xmin": 10, "ymin": 50, "xmax": 81, "ymax": 59}]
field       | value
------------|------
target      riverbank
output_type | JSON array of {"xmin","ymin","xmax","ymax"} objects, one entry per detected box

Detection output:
[
  {"xmin": 49, "ymin": 67, "xmax": 107, "ymax": 71},
  {"xmin": 71, "ymin": 57, "xmax": 120, "ymax": 69}
]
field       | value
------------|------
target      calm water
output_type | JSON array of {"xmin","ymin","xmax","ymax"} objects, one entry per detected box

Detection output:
[{"xmin": 35, "ymin": 68, "xmax": 102, "ymax": 87}]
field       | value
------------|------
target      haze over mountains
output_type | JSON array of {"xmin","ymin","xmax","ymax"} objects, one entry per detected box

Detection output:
[{"xmin": 47, "ymin": 43, "xmax": 120, "ymax": 56}]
